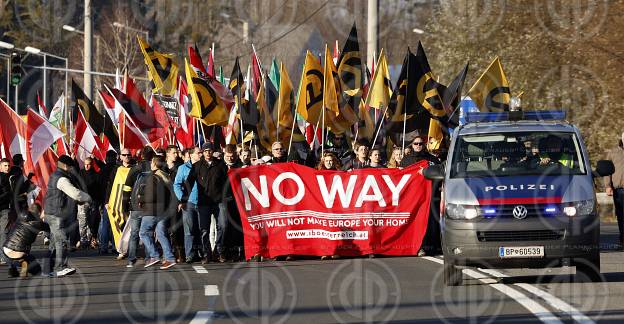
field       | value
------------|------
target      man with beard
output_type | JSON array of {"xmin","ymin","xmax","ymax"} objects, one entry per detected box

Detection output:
[{"xmin": 400, "ymin": 136, "xmax": 440, "ymax": 167}]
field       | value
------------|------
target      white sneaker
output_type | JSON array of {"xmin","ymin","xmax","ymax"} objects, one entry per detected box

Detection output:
[
  {"xmin": 54, "ymin": 267, "xmax": 76, "ymax": 277},
  {"xmin": 43, "ymin": 238, "xmax": 50, "ymax": 246}
]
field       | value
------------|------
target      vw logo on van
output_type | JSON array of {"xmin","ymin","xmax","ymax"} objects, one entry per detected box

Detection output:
[{"xmin": 512, "ymin": 205, "xmax": 528, "ymax": 219}]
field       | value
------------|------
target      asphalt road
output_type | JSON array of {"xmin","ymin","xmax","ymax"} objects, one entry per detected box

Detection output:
[{"xmin": 1, "ymin": 223, "xmax": 624, "ymax": 323}]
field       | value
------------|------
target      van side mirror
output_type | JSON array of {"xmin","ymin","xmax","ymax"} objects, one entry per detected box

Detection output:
[
  {"xmin": 594, "ymin": 160, "xmax": 614, "ymax": 177},
  {"xmin": 423, "ymin": 164, "xmax": 445, "ymax": 180}
]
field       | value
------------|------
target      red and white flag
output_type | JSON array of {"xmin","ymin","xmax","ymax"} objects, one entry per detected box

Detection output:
[
  {"xmin": 119, "ymin": 111, "xmax": 150, "ymax": 150},
  {"xmin": 99, "ymin": 85, "xmax": 121, "ymax": 125},
  {"xmin": 26, "ymin": 108, "xmax": 64, "ymax": 165},
  {"xmin": 174, "ymin": 77, "xmax": 194, "ymax": 148},
  {"xmin": 74, "ymin": 110, "xmax": 104, "ymax": 166},
  {"xmin": 0, "ymin": 98, "xmax": 27, "ymax": 160},
  {"xmin": 37, "ymin": 92, "xmax": 48, "ymax": 118}
]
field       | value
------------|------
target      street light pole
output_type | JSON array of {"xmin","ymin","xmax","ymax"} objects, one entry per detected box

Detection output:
[{"xmin": 84, "ymin": 0, "xmax": 93, "ymax": 99}]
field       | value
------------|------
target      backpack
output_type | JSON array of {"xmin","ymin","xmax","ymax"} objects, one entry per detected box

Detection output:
[{"xmin": 130, "ymin": 171, "xmax": 152, "ymax": 210}]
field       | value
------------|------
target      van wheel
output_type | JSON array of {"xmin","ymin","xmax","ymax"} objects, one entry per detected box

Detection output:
[
  {"xmin": 575, "ymin": 255, "xmax": 602, "ymax": 282},
  {"xmin": 444, "ymin": 262, "xmax": 463, "ymax": 286}
]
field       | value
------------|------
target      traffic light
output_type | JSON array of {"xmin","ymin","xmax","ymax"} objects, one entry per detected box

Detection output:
[{"xmin": 10, "ymin": 53, "xmax": 21, "ymax": 86}]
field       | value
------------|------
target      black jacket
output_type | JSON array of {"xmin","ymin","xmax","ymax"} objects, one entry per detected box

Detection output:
[
  {"xmin": 0, "ymin": 172, "xmax": 11, "ymax": 211},
  {"xmin": 80, "ymin": 168, "xmax": 103, "ymax": 205},
  {"xmin": 222, "ymin": 160, "xmax": 243, "ymax": 203},
  {"xmin": 3, "ymin": 212, "xmax": 48, "ymax": 253},
  {"xmin": 43, "ymin": 169, "xmax": 79, "ymax": 219},
  {"xmin": 123, "ymin": 161, "xmax": 152, "ymax": 211},
  {"xmin": 134, "ymin": 170, "xmax": 176, "ymax": 219},
  {"xmin": 400, "ymin": 151, "xmax": 440, "ymax": 168},
  {"xmin": 187, "ymin": 158, "xmax": 228, "ymax": 206}
]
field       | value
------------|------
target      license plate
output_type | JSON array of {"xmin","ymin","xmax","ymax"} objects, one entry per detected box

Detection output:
[{"xmin": 499, "ymin": 246, "xmax": 544, "ymax": 258}]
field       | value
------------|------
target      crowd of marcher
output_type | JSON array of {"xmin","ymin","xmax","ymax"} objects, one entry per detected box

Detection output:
[{"xmin": 0, "ymin": 135, "xmax": 445, "ymax": 278}]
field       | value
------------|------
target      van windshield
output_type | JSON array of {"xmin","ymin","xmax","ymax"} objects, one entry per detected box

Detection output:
[{"xmin": 450, "ymin": 131, "xmax": 586, "ymax": 178}]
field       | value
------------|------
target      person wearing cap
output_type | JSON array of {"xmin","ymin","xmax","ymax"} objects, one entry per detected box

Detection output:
[
  {"xmin": 186, "ymin": 142, "xmax": 228, "ymax": 263},
  {"xmin": 605, "ymin": 134, "xmax": 624, "ymax": 249},
  {"xmin": 44, "ymin": 155, "xmax": 92, "ymax": 277}
]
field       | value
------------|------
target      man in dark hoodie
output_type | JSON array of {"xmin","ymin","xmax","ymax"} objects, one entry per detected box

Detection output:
[
  {"xmin": 77, "ymin": 157, "xmax": 102, "ymax": 248},
  {"xmin": 186, "ymin": 142, "xmax": 227, "ymax": 264},
  {"xmin": 218, "ymin": 144, "xmax": 243, "ymax": 262},
  {"xmin": 123, "ymin": 147, "xmax": 155, "ymax": 267},
  {"xmin": 400, "ymin": 135, "xmax": 441, "ymax": 256}
]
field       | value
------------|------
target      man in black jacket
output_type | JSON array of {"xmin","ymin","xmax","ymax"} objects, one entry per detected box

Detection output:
[
  {"xmin": 219, "ymin": 144, "xmax": 243, "ymax": 262},
  {"xmin": 399, "ymin": 136, "xmax": 441, "ymax": 167},
  {"xmin": 0, "ymin": 158, "xmax": 11, "ymax": 264},
  {"xmin": 186, "ymin": 142, "xmax": 228, "ymax": 263},
  {"xmin": 123, "ymin": 147, "xmax": 154, "ymax": 267}
]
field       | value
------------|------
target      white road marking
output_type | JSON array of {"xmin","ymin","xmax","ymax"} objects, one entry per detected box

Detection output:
[
  {"xmin": 189, "ymin": 311, "xmax": 215, "ymax": 324},
  {"xmin": 193, "ymin": 265, "xmax": 209, "ymax": 274},
  {"xmin": 422, "ymin": 257, "xmax": 563, "ymax": 324},
  {"xmin": 190, "ymin": 286, "xmax": 220, "ymax": 324},
  {"xmin": 205, "ymin": 285, "xmax": 220, "ymax": 296},
  {"xmin": 516, "ymin": 284, "xmax": 594, "ymax": 324}
]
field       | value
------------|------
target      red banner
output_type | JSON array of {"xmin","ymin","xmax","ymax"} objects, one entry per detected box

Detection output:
[{"xmin": 228, "ymin": 161, "xmax": 432, "ymax": 259}]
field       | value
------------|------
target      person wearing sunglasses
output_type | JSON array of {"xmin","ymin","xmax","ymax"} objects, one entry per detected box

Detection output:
[{"xmin": 400, "ymin": 136, "xmax": 440, "ymax": 168}]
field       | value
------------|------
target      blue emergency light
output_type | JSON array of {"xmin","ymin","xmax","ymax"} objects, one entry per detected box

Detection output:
[{"xmin": 465, "ymin": 110, "xmax": 566, "ymax": 123}]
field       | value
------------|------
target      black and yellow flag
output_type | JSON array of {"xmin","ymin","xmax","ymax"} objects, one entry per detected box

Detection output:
[
  {"xmin": 335, "ymin": 22, "xmax": 361, "ymax": 127},
  {"xmin": 414, "ymin": 42, "xmax": 446, "ymax": 119},
  {"xmin": 277, "ymin": 62, "xmax": 294, "ymax": 141},
  {"xmin": 386, "ymin": 48, "xmax": 431, "ymax": 136},
  {"xmin": 467, "ymin": 57, "xmax": 510, "ymax": 112},
  {"xmin": 441, "ymin": 63, "xmax": 469, "ymax": 127},
  {"xmin": 256, "ymin": 76, "xmax": 278, "ymax": 150},
  {"xmin": 138, "ymin": 37, "xmax": 178, "ymax": 96},
  {"xmin": 185, "ymin": 59, "xmax": 228, "ymax": 126},
  {"xmin": 229, "ymin": 57, "xmax": 244, "ymax": 101},
  {"xmin": 71, "ymin": 79, "xmax": 119, "ymax": 147},
  {"xmin": 296, "ymin": 51, "xmax": 324, "ymax": 124},
  {"xmin": 364, "ymin": 48, "xmax": 392, "ymax": 110}
]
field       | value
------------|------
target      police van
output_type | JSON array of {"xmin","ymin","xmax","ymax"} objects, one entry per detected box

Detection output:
[{"xmin": 424, "ymin": 110, "xmax": 615, "ymax": 286}]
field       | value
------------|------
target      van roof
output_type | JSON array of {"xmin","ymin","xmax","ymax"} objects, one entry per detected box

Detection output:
[{"xmin": 458, "ymin": 120, "xmax": 576, "ymax": 136}]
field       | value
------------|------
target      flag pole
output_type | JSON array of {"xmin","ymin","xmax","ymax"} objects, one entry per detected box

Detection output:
[
  {"xmin": 372, "ymin": 104, "xmax": 389, "ymax": 148},
  {"xmin": 287, "ymin": 111, "xmax": 297, "ymax": 161},
  {"xmin": 321, "ymin": 44, "xmax": 328, "ymax": 155},
  {"xmin": 237, "ymin": 66, "xmax": 244, "ymax": 146},
  {"xmin": 401, "ymin": 53, "xmax": 409, "ymax": 154}
]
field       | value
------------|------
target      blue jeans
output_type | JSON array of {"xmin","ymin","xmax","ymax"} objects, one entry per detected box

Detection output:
[
  {"xmin": 182, "ymin": 203, "xmax": 199, "ymax": 259},
  {"xmin": 198, "ymin": 205, "xmax": 219, "ymax": 258},
  {"xmin": 216, "ymin": 203, "xmax": 230, "ymax": 255},
  {"xmin": 127, "ymin": 212, "xmax": 142, "ymax": 263},
  {"xmin": 139, "ymin": 216, "xmax": 175, "ymax": 262},
  {"xmin": 98, "ymin": 207, "xmax": 114, "ymax": 253},
  {"xmin": 47, "ymin": 215, "xmax": 69, "ymax": 271}
]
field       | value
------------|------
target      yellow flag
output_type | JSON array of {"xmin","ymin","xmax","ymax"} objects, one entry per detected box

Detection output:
[
  {"xmin": 357, "ymin": 99, "xmax": 376, "ymax": 141},
  {"xmin": 427, "ymin": 118, "xmax": 443, "ymax": 151},
  {"xmin": 185, "ymin": 59, "xmax": 228, "ymax": 126},
  {"xmin": 365, "ymin": 48, "xmax": 392, "ymax": 110},
  {"xmin": 296, "ymin": 51, "xmax": 324, "ymax": 123},
  {"xmin": 137, "ymin": 37, "xmax": 178, "ymax": 96},
  {"xmin": 277, "ymin": 62, "xmax": 294, "ymax": 130},
  {"xmin": 323, "ymin": 45, "xmax": 340, "ymax": 117},
  {"xmin": 467, "ymin": 57, "xmax": 510, "ymax": 112}
]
